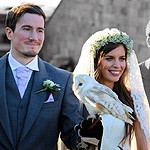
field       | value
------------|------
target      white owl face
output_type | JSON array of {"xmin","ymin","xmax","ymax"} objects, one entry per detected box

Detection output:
[
  {"xmin": 73, "ymin": 74, "xmax": 84, "ymax": 92},
  {"xmin": 73, "ymin": 74, "xmax": 90, "ymax": 94},
  {"xmin": 72, "ymin": 74, "xmax": 91, "ymax": 102}
]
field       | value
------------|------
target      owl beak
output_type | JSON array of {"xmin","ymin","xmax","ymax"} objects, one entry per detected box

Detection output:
[{"xmin": 72, "ymin": 84, "xmax": 76, "ymax": 92}]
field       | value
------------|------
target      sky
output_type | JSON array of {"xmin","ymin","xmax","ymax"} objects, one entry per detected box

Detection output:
[
  {"xmin": 0, "ymin": 0, "xmax": 61, "ymax": 7},
  {"xmin": 0, "ymin": 0, "xmax": 62, "ymax": 18}
]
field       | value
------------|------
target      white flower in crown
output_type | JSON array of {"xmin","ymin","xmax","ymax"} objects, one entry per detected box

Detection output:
[
  {"xmin": 35, "ymin": 80, "xmax": 61, "ymax": 94},
  {"xmin": 88, "ymin": 28, "xmax": 133, "ymax": 57}
]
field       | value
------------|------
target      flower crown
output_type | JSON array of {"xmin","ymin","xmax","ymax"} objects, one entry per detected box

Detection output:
[{"xmin": 89, "ymin": 28, "xmax": 133, "ymax": 57}]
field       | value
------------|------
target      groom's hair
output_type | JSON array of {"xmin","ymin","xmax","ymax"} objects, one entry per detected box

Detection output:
[{"xmin": 5, "ymin": 3, "xmax": 46, "ymax": 32}]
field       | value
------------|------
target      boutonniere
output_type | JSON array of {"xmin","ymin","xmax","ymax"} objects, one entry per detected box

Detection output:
[{"xmin": 35, "ymin": 79, "xmax": 61, "ymax": 94}]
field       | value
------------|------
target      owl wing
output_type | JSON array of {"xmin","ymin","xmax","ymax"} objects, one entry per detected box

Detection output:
[
  {"xmin": 85, "ymin": 86, "xmax": 134, "ymax": 125},
  {"xmin": 86, "ymin": 83, "xmax": 133, "ymax": 114},
  {"xmin": 85, "ymin": 87, "xmax": 121, "ymax": 115}
]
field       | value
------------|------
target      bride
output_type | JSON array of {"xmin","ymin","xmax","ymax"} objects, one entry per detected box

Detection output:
[{"xmin": 73, "ymin": 28, "xmax": 150, "ymax": 150}]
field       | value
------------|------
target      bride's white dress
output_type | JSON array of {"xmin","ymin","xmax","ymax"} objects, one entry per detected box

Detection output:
[{"xmin": 100, "ymin": 114, "xmax": 130, "ymax": 150}]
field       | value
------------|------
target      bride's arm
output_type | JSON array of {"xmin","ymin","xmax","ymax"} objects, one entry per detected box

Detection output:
[{"xmin": 134, "ymin": 119, "xmax": 148, "ymax": 150}]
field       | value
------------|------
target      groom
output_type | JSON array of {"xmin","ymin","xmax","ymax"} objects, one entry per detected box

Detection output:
[{"xmin": 0, "ymin": 3, "xmax": 103, "ymax": 150}]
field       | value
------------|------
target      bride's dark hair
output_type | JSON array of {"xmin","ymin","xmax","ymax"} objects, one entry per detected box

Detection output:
[{"xmin": 94, "ymin": 42, "xmax": 135, "ymax": 145}]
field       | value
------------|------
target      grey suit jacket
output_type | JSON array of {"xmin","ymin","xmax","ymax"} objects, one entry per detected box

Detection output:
[
  {"xmin": 0, "ymin": 54, "xmax": 82, "ymax": 150},
  {"xmin": 139, "ymin": 58, "xmax": 150, "ymax": 104}
]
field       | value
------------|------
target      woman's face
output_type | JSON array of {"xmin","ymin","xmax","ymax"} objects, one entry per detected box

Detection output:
[{"xmin": 99, "ymin": 45, "xmax": 126, "ymax": 89}]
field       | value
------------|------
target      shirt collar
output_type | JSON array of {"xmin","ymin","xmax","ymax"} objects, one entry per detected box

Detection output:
[{"xmin": 8, "ymin": 53, "xmax": 39, "ymax": 71}]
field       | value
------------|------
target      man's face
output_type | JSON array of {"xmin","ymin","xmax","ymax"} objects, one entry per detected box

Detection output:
[
  {"xmin": 146, "ymin": 34, "xmax": 150, "ymax": 48},
  {"xmin": 6, "ymin": 13, "xmax": 45, "ymax": 60}
]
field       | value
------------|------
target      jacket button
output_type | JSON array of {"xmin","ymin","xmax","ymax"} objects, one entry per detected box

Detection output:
[
  {"xmin": 19, "ymin": 122, "xmax": 23, "ymax": 126},
  {"xmin": 19, "ymin": 105, "xmax": 24, "ymax": 110}
]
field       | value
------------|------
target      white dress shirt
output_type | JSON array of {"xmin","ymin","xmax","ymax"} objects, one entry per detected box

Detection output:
[{"xmin": 8, "ymin": 53, "xmax": 39, "ymax": 88}]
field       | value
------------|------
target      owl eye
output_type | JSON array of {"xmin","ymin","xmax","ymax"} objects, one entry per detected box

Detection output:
[{"xmin": 79, "ymin": 83, "xmax": 83, "ymax": 86}]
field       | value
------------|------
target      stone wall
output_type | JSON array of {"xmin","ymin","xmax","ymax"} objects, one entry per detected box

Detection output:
[{"xmin": 42, "ymin": 0, "xmax": 150, "ymax": 68}]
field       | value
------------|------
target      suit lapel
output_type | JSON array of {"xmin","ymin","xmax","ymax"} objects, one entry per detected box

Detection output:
[
  {"xmin": 20, "ymin": 58, "xmax": 51, "ymax": 141},
  {"xmin": 0, "ymin": 55, "xmax": 14, "ymax": 146}
]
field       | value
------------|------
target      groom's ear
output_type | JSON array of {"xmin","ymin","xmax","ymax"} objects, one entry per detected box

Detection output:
[{"xmin": 5, "ymin": 27, "xmax": 13, "ymax": 40}]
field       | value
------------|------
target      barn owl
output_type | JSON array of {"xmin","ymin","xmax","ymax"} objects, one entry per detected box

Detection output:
[{"xmin": 72, "ymin": 74, "xmax": 134, "ymax": 125}]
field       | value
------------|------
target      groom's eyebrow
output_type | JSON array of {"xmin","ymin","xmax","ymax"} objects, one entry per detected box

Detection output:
[{"xmin": 21, "ymin": 25, "xmax": 45, "ymax": 31}]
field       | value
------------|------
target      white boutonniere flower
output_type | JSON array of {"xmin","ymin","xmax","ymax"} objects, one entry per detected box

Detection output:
[{"xmin": 36, "ymin": 80, "xmax": 61, "ymax": 94}]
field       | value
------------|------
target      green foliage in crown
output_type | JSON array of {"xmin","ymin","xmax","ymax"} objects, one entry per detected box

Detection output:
[{"xmin": 89, "ymin": 28, "xmax": 134, "ymax": 57}]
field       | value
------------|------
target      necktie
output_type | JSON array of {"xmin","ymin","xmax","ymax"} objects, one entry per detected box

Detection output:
[{"xmin": 16, "ymin": 67, "xmax": 29, "ymax": 98}]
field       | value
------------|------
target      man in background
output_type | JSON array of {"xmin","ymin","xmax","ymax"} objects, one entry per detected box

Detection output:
[{"xmin": 139, "ymin": 20, "xmax": 150, "ymax": 104}]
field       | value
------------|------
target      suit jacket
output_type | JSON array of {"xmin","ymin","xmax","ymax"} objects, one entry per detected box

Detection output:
[
  {"xmin": 139, "ymin": 58, "xmax": 150, "ymax": 104},
  {"xmin": 0, "ymin": 54, "xmax": 82, "ymax": 150}
]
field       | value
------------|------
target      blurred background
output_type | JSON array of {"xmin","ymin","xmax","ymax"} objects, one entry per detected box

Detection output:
[{"xmin": 0, "ymin": 0, "xmax": 150, "ymax": 70}]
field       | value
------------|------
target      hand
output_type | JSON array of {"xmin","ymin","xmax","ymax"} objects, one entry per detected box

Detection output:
[{"xmin": 75, "ymin": 115, "xmax": 103, "ymax": 149}]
